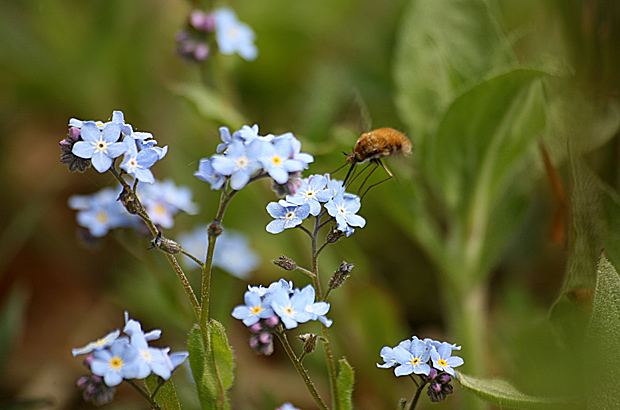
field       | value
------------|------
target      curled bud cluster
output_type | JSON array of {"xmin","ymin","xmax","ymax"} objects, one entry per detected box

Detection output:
[
  {"xmin": 60, "ymin": 127, "xmax": 91, "ymax": 173},
  {"xmin": 273, "ymin": 255, "xmax": 297, "ymax": 271},
  {"xmin": 297, "ymin": 333, "xmax": 319, "ymax": 355},
  {"xmin": 423, "ymin": 368, "xmax": 454, "ymax": 403},
  {"xmin": 76, "ymin": 374, "xmax": 116, "ymax": 406},
  {"xmin": 148, "ymin": 232, "xmax": 181, "ymax": 254},
  {"xmin": 248, "ymin": 316, "xmax": 279, "ymax": 356}
]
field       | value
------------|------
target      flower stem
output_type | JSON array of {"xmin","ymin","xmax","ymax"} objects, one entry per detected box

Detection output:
[
  {"xmin": 126, "ymin": 379, "xmax": 162, "ymax": 410},
  {"xmin": 406, "ymin": 379, "xmax": 427, "ymax": 410},
  {"xmin": 275, "ymin": 331, "xmax": 329, "ymax": 410}
]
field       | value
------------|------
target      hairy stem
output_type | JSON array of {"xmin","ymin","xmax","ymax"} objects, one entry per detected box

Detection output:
[{"xmin": 126, "ymin": 379, "xmax": 162, "ymax": 410}]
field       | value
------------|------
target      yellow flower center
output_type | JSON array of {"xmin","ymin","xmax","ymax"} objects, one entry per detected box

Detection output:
[
  {"xmin": 411, "ymin": 358, "xmax": 421, "ymax": 365},
  {"xmin": 96, "ymin": 212, "xmax": 108, "ymax": 224},
  {"xmin": 109, "ymin": 357, "xmax": 123, "ymax": 370},
  {"xmin": 251, "ymin": 306, "xmax": 263, "ymax": 315},
  {"xmin": 284, "ymin": 307, "xmax": 293, "ymax": 315},
  {"xmin": 438, "ymin": 359, "xmax": 447, "ymax": 367},
  {"xmin": 272, "ymin": 156, "xmax": 283, "ymax": 166}
]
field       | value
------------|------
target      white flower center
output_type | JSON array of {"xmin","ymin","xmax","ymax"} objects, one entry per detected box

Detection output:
[
  {"xmin": 236, "ymin": 156, "xmax": 249, "ymax": 169},
  {"xmin": 284, "ymin": 211, "xmax": 295, "ymax": 221},
  {"xmin": 337, "ymin": 206, "xmax": 347, "ymax": 216},
  {"xmin": 95, "ymin": 138, "xmax": 109, "ymax": 153},
  {"xmin": 303, "ymin": 190, "xmax": 316, "ymax": 199}
]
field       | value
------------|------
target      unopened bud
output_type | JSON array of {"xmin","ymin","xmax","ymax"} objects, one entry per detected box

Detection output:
[
  {"xmin": 298, "ymin": 333, "xmax": 318, "ymax": 355},
  {"xmin": 207, "ymin": 222, "xmax": 222, "ymax": 237},
  {"xmin": 148, "ymin": 231, "xmax": 181, "ymax": 254},
  {"xmin": 273, "ymin": 255, "xmax": 297, "ymax": 271},
  {"xmin": 118, "ymin": 186, "xmax": 144, "ymax": 215},
  {"xmin": 326, "ymin": 226, "xmax": 345, "ymax": 244},
  {"xmin": 328, "ymin": 261, "xmax": 354, "ymax": 290}
]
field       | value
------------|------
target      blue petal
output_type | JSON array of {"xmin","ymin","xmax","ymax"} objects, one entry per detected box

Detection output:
[
  {"xmin": 72, "ymin": 141, "xmax": 96, "ymax": 159},
  {"xmin": 91, "ymin": 152, "xmax": 113, "ymax": 173},
  {"xmin": 266, "ymin": 219, "xmax": 286, "ymax": 234}
]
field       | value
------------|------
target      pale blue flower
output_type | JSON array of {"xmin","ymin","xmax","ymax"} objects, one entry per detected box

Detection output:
[
  {"xmin": 211, "ymin": 139, "xmax": 263, "ymax": 190},
  {"xmin": 72, "ymin": 330, "xmax": 121, "ymax": 356},
  {"xmin": 258, "ymin": 138, "xmax": 305, "ymax": 184},
  {"xmin": 377, "ymin": 346, "xmax": 399, "ymax": 369},
  {"xmin": 195, "ymin": 158, "xmax": 226, "ymax": 190},
  {"xmin": 90, "ymin": 339, "xmax": 140, "ymax": 387},
  {"xmin": 299, "ymin": 284, "xmax": 332, "ymax": 327},
  {"xmin": 266, "ymin": 201, "xmax": 310, "ymax": 233},
  {"xmin": 286, "ymin": 174, "xmax": 327, "ymax": 216},
  {"xmin": 137, "ymin": 179, "xmax": 198, "ymax": 229},
  {"xmin": 277, "ymin": 403, "xmax": 301, "ymax": 410},
  {"xmin": 72, "ymin": 121, "xmax": 126, "ymax": 173},
  {"xmin": 69, "ymin": 187, "xmax": 135, "ymax": 237},
  {"xmin": 270, "ymin": 288, "xmax": 313, "ymax": 329},
  {"xmin": 120, "ymin": 140, "xmax": 160, "ymax": 184},
  {"xmin": 430, "ymin": 342, "xmax": 464, "ymax": 377},
  {"xmin": 325, "ymin": 192, "xmax": 365, "ymax": 233},
  {"xmin": 393, "ymin": 338, "xmax": 431, "ymax": 377},
  {"xmin": 213, "ymin": 8, "xmax": 258, "ymax": 61},
  {"xmin": 232, "ymin": 289, "xmax": 275, "ymax": 326},
  {"xmin": 216, "ymin": 126, "xmax": 233, "ymax": 153}
]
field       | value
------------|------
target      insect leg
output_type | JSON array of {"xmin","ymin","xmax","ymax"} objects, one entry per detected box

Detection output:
[{"xmin": 359, "ymin": 159, "xmax": 393, "ymax": 200}]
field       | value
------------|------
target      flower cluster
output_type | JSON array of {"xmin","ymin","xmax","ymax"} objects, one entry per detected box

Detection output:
[
  {"xmin": 266, "ymin": 174, "xmax": 365, "ymax": 236},
  {"xmin": 177, "ymin": 224, "xmax": 259, "ymax": 279},
  {"xmin": 377, "ymin": 336, "xmax": 464, "ymax": 403},
  {"xmin": 277, "ymin": 403, "xmax": 301, "ymax": 410},
  {"xmin": 64, "ymin": 111, "xmax": 167, "ymax": 181},
  {"xmin": 72, "ymin": 312, "xmax": 188, "ymax": 388},
  {"xmin": 232, "ymin": 279, "xmax": 332, "ymax": 330},
  {"xmin": 195, "ymin": 124, "xmax": 313, "ymax": 192},
  {"xmin": 68, "ymin": 180, "xmax": 198, "ymax": 238},
  {"xmin": 176, "ymin": 8, "xmax": 257, "ymax": 62}
]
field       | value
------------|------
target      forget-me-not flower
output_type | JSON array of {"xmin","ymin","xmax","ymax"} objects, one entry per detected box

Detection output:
[
  {"xmin": 90, "ymin": 339, "xmax": 140, "ymax": 387},
  {"xmin": 269, "ymin": 288, "xmax": 313, "ymax": 329},
  {"xmin": 194, "ymin": 158, "xmax": 227, "ymax": 190},
  {"xmin": 72, "ymin": 121, "xmax": 126, "ymax": 173},
  {"xmin": 258, "ymin": 138, "xmax": 305, "ymax": 185},
  {"xmin": 211, "ymin": 139, "xmax": 263, "ymax": 190},
  {"xmin": 393, "ymin": 338, "xmax": 432, "ymax": 376},
  {"xmin": 266, "ymin": 201, "xmax": 310, "ymax": 234},
  {"xmin": 213, "ymin": 8, "xmax": 258, "ymax": 61},
  {"xmin": 299, "ymin": 284, "xmax": 332, "ymax": 327},
  {"xmin": 430, "ymin": 342, "xmax": 464, "ymax": 377},
  {"xmin": 286, "ymin": 174, "xmax": 328, "ymax": 216},
  {"xmin": 232, "ymin": 289, "xmax": 275, "ymax": 326},
  {"xmin": 325, "ymin": 192, "xmax": 366, "ymax": 232},
  {"xmin": 69, "ymin": 187, "xmax": 135, "ymax": 237},
  {"xmin": 72, "ymin": 330, "xmax": 121, "ymax": 356},
  {"xmin": 137, "ymin": 179, "xmax": 198, "ymax": 229},
  {"xmin": 120, "ymin": 141, "xmax": 160, "ymax": 184}
]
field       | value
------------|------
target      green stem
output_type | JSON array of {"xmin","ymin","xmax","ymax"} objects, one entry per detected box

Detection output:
[
  {"xmin": 275, "ymin": 331, "xmax": 329, "ymax": 410},
  {"xmin": 310, "ymin": 215, "xmax": 339, "ymax": 409},
  {"xmin": 406, "ymin": 379, "xmax": 427, "ymax": 410},
  {"xmin": 125, "ymin": 379, "xmax": 162, "ymax": 410}
]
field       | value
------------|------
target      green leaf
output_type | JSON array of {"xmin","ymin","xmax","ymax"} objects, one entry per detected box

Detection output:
[
  {"xmin": 145, "ymin": 374, "xmax": 182, "ymax": 410},
  {"xmin": 586, "ymin": 253, "xmax": 620, "ymax": 409},
  {"xmin": 172, "ymin": 83, "xmax": 247, "ymax": 130},
  {"xmin": 336, "ymin": 358, "xmax": 355, "ymax": 410},
  {"xmin": 394, "ymin": 0, "xmax": 515, "ymax": 141},
  {"xmin": 456, "ymin": 371, "xmax": 565, "ymax": 409},
  {"xmin": 187, "ymin": 323, "xmax": 233, "ymax": 410},
  {"xmin": 208, "ymin": 319, "xmax": 234, "ymax": 391},
  {"xmin": 426, "ymin": 68, "xmax": 547, "ymax": 284}
]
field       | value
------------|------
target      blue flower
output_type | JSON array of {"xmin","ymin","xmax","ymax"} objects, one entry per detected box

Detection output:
[
  {"xmin": 325, "ymin": 192, "xmax": 366, "ymax": 232},
  {"xmin": 269, "ymin": 288, "xmax": 313, "ymax": 329},
  {"xmin": 216, "ymin": 126, "xmax": 233, "ymax": 153},
  {"xmin": 376, "ymin": 346, "xmax": 399, "ymax": 369},
  {"xmin": 213, "ymin": 8, "xmax": 258, "ymax": 61},
  {"xmin": 137, "ymin": 179, "xmax": 198, "ymax": 229},
  {"xmin": 298, "ymin": 284, "xmax": 332, "ymax": 327},
  {"xmin": 177, "ymin": 225, "xmax": 259, "ymax": 279},
  {"xmin": 430, "ymin": 342, "xmax": 464, "ymax": 377},
  {"xmin": 120, "ymin": 141, "xmax": 160, "ymax": 184},
  {"xmin": 72, "ymin": 330, "xmax": 121, "ymax": 356},
  {"xmin": 194, "ymin": 158, "xmax": 226, "ymax": 190},
  {"xmin": 286, "ymin": 174, "xmax": 328, "ymax": 216},
  {"xmin": 266, "ymin": 201, "xmax": 310, "ymax": 234},
  {"xmin": 232, "ymin": 289, "xmax": 275, "ymax": 326},
  {"xmin": 211, "ymin": 139, "xmax": 263, "ymax": 190},
  {"xmin": 90, "ymin": 339, "xmax": 140, "ymax": 387},
  {"xmin": 277, "ymin": 403, "xmax": 301, "ymax": 410},
  {"xmin": 393, "ymin": 338, "xmax": 432, "ymax": 377},
  {"xmin": 275, "ymin": 132, "xmax": 313, "ymax": 168},
  {"xmin": 258, "ymin": 138, "xmax": 305, "ymax": 184},
  {"xmin": 72, "ymin": 121, "xmax": 126, "ymax": 173},
  {"xmin": 123, "ymin": 316, "xmax": 174, "ymax": 380},
  {"xmin": 68, "ymin": 187, "xmax": 135, "ymax": 237}
]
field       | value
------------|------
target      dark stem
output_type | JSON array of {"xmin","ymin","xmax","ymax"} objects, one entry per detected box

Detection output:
[
  {"xmin": 407, "ymin": 379, "xmax": 427, "ymax": 410},
  {"xmin": 125, "ymin": 379, "xmax": 162, "ymax": 410}
]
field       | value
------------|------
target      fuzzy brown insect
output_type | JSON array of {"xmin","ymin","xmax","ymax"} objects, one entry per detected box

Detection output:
[{"xmin": 343, "ymin": 128, "xmax": 411, "ymax": 197}]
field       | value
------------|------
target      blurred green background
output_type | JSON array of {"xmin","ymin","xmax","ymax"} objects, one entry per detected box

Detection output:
[{"xmin": 1, "ymin": 0, "xmax": 619, "ymax": 409}]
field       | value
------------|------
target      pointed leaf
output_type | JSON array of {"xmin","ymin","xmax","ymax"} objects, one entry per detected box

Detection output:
[
  {"xmin": 586, "ymin": 253, "xmax": 620, "ymax": 409},
  {"xmin": 336, "ymin": 357, "xmax": 355, "ymax": 410},
  {"xmin": 208, "ymin": 319, "xmax": 234, "ymax": 390},
  {"xmin": 456, "ymin": 371, "xmax": 566, "ymax": 409}
]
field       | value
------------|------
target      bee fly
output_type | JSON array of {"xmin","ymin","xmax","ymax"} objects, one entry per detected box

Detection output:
[{"xmin": 342, "ymin": 127, "xmax": 411, "ymax": 198}]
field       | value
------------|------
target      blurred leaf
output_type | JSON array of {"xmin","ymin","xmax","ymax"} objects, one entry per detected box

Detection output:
[
  {"xmin": 586, "ymin": 253, "xmax": 620, "ymax": 410},
  {"xmin": 173, "ymin": 83, "xmax": 247, "ymax": 130},
  {"xmin": 187, "ymin": 323, "xmax": 233, "ymax": 410},
  {"xmin": 145, "ymin": 374, "xmax": 181, "ymax": 410},
  {"xmin": 394, "ymin": 0, "xmax": 515, "ymax": 142},
  {"xmin": 336, "ymin": 357, "xmax": 354, "ymax": 410},
  {"xmin": 0, "ymin": 283, "xmax": 29, "ymax": 377},
  {"xmin": 420, "ymin": 69, "xmax": 547, "ymax": 285},
  {"xmin": 456, "ymin": 371, "xmax": 565, "ymax": 409}
]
